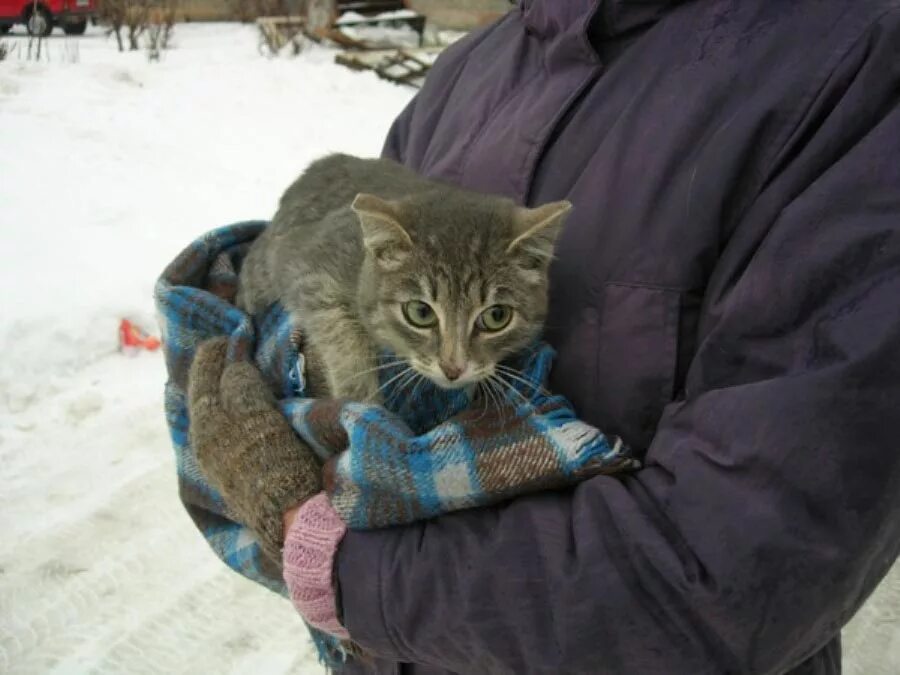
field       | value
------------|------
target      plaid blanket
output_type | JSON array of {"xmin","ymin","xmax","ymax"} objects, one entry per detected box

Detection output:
[
  {"xmin": 155, "ymin": 223, "xmax": 637, "ymax": 664},
  {"xmin": 287, "ymin": 343, "xmax": 636, "ymax": 529}
]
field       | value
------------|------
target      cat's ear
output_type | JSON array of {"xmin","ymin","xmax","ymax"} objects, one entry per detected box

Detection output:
[
  {"xmin": 352, "ymin": 193, "xmax": 413, "ymax": 270},
  {"xmin": 506, "ymin": 200, "xmax": 572, "ymax": 265}
]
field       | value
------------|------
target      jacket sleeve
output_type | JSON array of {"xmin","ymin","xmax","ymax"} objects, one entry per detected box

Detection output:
[
  {"xmin": 338, "ymin": 18, "xmax": 900, "ymax": 675},
  {"xmin": 381, "ymin": 97, "xmax": 416, "ymax": 164}
]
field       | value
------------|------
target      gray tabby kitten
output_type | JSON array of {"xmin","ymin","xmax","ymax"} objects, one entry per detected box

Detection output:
[{"xmin": 237, "ymin": 153, "xmax": 571, "ymax": 403}]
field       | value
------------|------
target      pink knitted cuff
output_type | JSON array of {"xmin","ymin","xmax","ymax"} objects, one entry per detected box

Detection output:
[{"xmin": 283, "ymin": 492, "xmax": 349, "ymax": 640}]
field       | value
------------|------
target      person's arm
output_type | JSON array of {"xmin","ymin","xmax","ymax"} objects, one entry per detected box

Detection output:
[
  {"xmin": 382, "ymin": 97, "xmax": 416, "ymax": 165},
  {"xmin": 338, "ymin": 33, "xmax": 900, "ymax": 675}
]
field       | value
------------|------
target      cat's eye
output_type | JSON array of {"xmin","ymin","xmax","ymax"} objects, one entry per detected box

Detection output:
[
  {"xmin": 402, "ymin": 300, "xmax": 438, "ymax": 328},
  {"xmin": 477, "ymin": 305, "xmax": 513, "ymax": 332}
]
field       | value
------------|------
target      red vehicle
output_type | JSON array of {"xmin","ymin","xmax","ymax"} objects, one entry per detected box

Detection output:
[{"xmin": 0, "ymin": 0, "xmax": 97, "ymax": 37}]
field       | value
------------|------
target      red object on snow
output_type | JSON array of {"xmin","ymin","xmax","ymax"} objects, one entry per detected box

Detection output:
[{"xmin": 119, "ymin": 319, "xmax": 161, "ymax": 352}]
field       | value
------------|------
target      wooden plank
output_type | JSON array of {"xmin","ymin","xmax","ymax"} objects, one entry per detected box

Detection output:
[
  {"xmin": 334, "ymin": 45, "xmax": 441, "ymax": 87},
  {"xmin": 337, "ymin": 1, "xmax": 408, "ymax": 14},
  {"xmin": 334, "ymin": 46, "xmax": 442, "ymax": 68},
  {"xmin": 256, "ymin": 15, "xmax": 307, "ymax": 54}
]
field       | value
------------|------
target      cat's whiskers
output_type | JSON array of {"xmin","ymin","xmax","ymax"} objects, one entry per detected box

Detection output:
[
  {"xmin": 407, "ymin": 372, "xmax": 427, "ymax": 404},
  {"xmin": 478, "ymin": 378, "xmax": 496, "ymax": 419},
  {"xmin": 333, "ymin": 358, "xmax": 408, "ymax": 391},
  {"xmin": 384, "ymin": 369, "xmax": 420, "ymax": 407},
  {"xmin": 344, "ymin": 358, "xmax": 406, "ymax": 382},
  {"xmin": 468, "ymin": 370, "xmax": 493, "ymax": 415},
  {"xmin": 489, "ymin": 373, "xmax": 534, "ymax": 419},
  {"xmin": 483, "ymin": 375, "xmax": 509, "ymax": 424},
  {"xmin": 494, "ymin": 364, "xmax": 551, "ymax": 398},
  {"xmin": 472, "ymin": 382, "xmax": 486, "ymax": 421},
  {"xmin": 404, "ymin": 372, "xmax": 427, "ymax": 406},
  {"xmin": 494, "ymin": 377, "xmax": 514, "ymax": 423},
  {"xmin": 473, "ymin": 381, "xmax": 497, "ymax": 423},
  {"xmin": 376, "ymin": 366, "xmax": 415, "ymax": 400}
]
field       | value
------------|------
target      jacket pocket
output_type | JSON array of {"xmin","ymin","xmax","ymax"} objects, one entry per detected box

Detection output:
[{"xmin": 591, "ymin": 282, "xmax": 681, "ymax": 453}]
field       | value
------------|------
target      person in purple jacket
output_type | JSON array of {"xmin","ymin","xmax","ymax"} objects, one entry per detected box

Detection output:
[{"xmin": 189, "ymin": 1, "xmax": 900, "ymax": 673}]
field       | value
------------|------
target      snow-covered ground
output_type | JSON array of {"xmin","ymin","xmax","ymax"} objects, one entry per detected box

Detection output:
[
  {"xmin": 1, "ymin": 21, "xmax": 898, "ymax": 675},
  {"xmin": 0, "ymin": 22, "xmax": 412, "ymax": 674}
]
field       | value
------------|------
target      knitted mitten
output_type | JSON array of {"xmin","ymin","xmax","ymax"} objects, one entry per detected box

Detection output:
[
  {"xmin": 188, "ymin": 337, "xmax": 322, "ymax": 565},
  {"xmin": 283, "ymin": 493, "xmax": 349, "ymax": 639}
]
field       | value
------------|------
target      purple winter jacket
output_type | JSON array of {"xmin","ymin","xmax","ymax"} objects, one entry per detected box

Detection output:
[{"xmin": 334, "ymin": 1, "xmax": 900, "ymax": 673}]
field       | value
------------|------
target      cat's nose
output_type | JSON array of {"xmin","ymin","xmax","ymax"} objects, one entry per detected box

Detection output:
[{"xmin": 440, "ymin": 362, "xmax": 464, "ymax": 381}]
